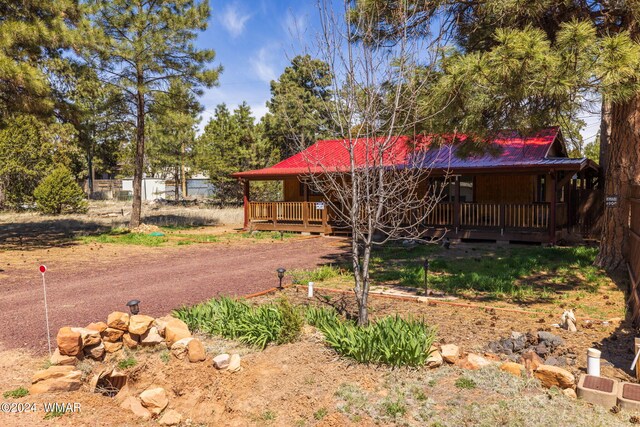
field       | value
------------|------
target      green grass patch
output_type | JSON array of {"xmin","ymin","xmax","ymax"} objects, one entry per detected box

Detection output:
[
  {"xmin": 80, "ymin": 231, "xmax": 168, "ymax": 246},
  {"xmin": 291, "ymin": 264, "xmax": 348, "ymax": 284},
  {"xmin": 3, "ymin": 387, "xmax": 28, "ymax": 399},
  {"xmin": 381, "ymin": 398, "xmax": 407, "ymax": 417},
  {"xmin": 43, "ymin": 409, "xmax": 65, "ymax": 419},
  {"xmin": 455, "ymin": 377, "xmax": 477, "ymax": 389},
  {"xmin": 241, "ymin": 231, "xmax": 296, "ymax": 240},
  {"xmin": 313, "ymin": 408, "xmax": 328, "ymax": 420},
  {"xmin": 329, "ymin": 244, "xmax": 609, "ymax": 302},
  {"xmin": 117, "ymin": 356, "xmax": 137, "ymax": 369}
]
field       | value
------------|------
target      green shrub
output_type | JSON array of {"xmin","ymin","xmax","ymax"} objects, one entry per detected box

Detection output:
[
  {"xmin": 381, "ymin": 398, "xmax": 407, "ymax": 417},
  {"xmin": 305, "ymin": 306, "xmax": 341, "ymax": 327},
  {"xmin": 33, "ymin": 166, "xmax": 87, "ymax": 214},
  {"xmin": 308, "ymin": 307, "xmax": 437, "ymax": 367},
  {"xmin": 276, "ymin": 297, "xmax": 303, "ymax": 344}
]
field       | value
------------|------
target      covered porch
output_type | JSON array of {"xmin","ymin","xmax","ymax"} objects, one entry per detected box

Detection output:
[{"xmin": 240, "ymin": 167, "xmax": 599, "ymax": 244}]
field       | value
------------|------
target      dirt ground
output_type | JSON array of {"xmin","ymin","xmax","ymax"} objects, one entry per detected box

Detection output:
[
  {"xmin": 0, "ymin": 295, "xmax": 633, "ymax": 427},
  {"xmin": 0, "ymin": 237, "xmax": 347, "ymax": 353}
]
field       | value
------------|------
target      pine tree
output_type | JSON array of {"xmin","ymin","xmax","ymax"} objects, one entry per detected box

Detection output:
[
  {"xmin": 61, "ymin": 65, "xmax": 132, "ymax": 195},
  {"xmin": 197, "ymin": 103, "xmax": 279, "ymax": 204},
  {"xmin": 34, "ymin": 166, "xmax": 87, "ymax": 214},
  {"xmin": 81, "ymin": 0, "xmax": 221, "ymax": 226},
  {"xmin": 0, "ymin": 115, "xmax": 77, "ymax": 208},
  {"xmin": 262, "ymin": 55, "xmax": 333, "ymax": 159},
  {"xmin": 356, "ymin": 0, "xmax": 640, "ymax": 271},
  {"xmin": 147, "ymin": 80, "xmax": 201, "ymax": 200},
  {"xmin": 0, "ymin": 0, "xmax": 78, "ymax": 120}
]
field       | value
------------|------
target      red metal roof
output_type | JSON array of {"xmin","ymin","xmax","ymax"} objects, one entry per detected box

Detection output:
[{"xmin": 232, "ymin": 127, "xmax": 589, "ymax": 179}]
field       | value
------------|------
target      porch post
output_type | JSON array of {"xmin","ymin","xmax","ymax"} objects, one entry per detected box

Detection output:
[
  {"xmin": 242, "ymin": 179, "xmax": 250, "ymax": 230},
  {"xmin": 453, "ymin": 176, "xmax": 460, "ymax": 233},
  {"xmin": 549, "ymin": 172, "xmax": 557, "ymax": 245}
]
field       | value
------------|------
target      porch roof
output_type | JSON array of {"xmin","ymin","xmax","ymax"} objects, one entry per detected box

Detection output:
[{"xmin": 232, "ymin": 127, "xmax": 596, "ymax": 179}]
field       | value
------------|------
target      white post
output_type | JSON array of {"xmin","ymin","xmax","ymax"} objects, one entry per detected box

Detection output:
[
  {"xmin": 587, "ymin": 348, "xmax": 601, "ymax": 377},
  {"xmin": 40, "ymin": 266, "xmax": 52, "ymax": 357},
  {"xmin": 308, "ymin": 282, "xmax": 314, "ymax": 298}
]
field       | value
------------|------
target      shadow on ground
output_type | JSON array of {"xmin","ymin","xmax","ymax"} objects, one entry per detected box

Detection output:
[
  {"xmin": 0, "ymin": 219, "xmax": 111, "ymax": 250},
  {"xmin": 143, "ymin": 214, "xmax": 220, "ymax": 228}
]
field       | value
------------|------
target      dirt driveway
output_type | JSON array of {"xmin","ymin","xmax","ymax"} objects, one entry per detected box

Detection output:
[{"xmin": 0, "ymin": 237, "xmax": 347, "ymax": 353}]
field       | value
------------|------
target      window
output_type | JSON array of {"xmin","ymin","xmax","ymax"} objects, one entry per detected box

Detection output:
[
  {"xmin": 430, "ymin": 176, "xmax": 474, "ymax": 202},
  {"xmin": 299, "ymin": 182, "xmax": 322, "ymax": 197},
  {"xmin": 536, "ymin": 175, "xmax": 546, "ymax": 202}
]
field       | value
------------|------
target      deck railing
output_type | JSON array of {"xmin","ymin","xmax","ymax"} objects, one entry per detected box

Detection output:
[
  {"xmin": 249, "ymin": 201, "xmax": 329, "ymax": 231},
  {"xmin": 505, "ymin": 204, "xmax": 549, "ymax": 229},
  {"xmin": 248, "ymin": 201, "xmax": 563, "ymax": 232},
  {"xmin": 460, "ymin": 203, "xmax": 501, "ymax": 227}
]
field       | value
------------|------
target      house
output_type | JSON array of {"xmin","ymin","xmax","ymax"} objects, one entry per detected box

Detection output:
[{"xmin": 232, "ymin": 127, "xmax": 599, "ymax": 244}]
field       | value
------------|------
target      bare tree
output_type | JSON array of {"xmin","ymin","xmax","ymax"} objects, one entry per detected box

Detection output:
[{"xmin": 286, "ymin": 1, "xmax": 456, "ymax": 325}]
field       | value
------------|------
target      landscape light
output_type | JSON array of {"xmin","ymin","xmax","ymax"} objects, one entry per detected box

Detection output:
[
  {"xmin": 126, "ymin": 299, "xmax": 140, "ymax": 315},
  {"xmin": 276, "ymin": 267, "xmax": 286, "ymax": 290}
]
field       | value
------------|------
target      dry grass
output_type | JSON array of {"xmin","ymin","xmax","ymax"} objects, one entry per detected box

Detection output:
[
  {"xmin": 334, "ymin": 366, "xmax": 629, "ymax": 426},
  {"xmin": 0, "ymin": 201, "xmax": 243, "ymax": 249}
]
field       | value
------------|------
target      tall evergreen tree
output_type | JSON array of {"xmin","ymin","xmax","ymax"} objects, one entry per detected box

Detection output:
[
  {"xmin": 81, "ymin": 0, "xmax": 221, "ymax": 227},
  {"xmin": 61, "ymin": 65, "xmax": 132, "ymax": 195},
  {"xmin": 262, "ymin": 55, "xmax": 333, "ymax": 159},
  {"xmin": 0, "ymin": 0, "xmax": 79, "ymax": 121},
  {"xmin": 147, "ymin": 80, "xmax": 201, "ymax": 200},
  {"xmin": 197, "ymin": 102, "xmax": 279, "ymax": 204},
  {"xmin": 0, "ymin": 115, "xmax": 77, "ymax": 208},
  {"xmin": 356, "ymin": 0, "xmax": 640, "ymax": 271}
]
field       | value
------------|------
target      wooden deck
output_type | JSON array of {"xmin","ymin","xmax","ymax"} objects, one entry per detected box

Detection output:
[
  {"xmin": 249, "ymin": 201, "xmax": 333, "ymax": 234},
  {"xmin": 246, "ymin": 201, "xmax": 568, "ymax": 242}
]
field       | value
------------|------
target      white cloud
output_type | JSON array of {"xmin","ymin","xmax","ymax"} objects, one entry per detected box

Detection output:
[
  {"xmin": 251, "ymin": 46, "xmax": 278, "ymax": 83},
  {"xmin": 219, "ymin": 2, "xmax": 251, "ymax": 38},
  {"xmin": 283, "ymin": 11, "xmax": 307, "ymax": 38},
  {"xmin": 250, "ymin": 103, "xmax": 269, "ymax": 120}
]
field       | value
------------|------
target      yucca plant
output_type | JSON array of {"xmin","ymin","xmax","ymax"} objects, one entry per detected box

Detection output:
[
  {"xmin": 308, "ymin": 308, "xmax": 437, "ymax": 367},
  {"xmin": 173, "ymin": 296, "xmax": 302, "ymax": 350}
]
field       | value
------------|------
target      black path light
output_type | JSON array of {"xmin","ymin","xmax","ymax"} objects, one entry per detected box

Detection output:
[
  {"xmin": 126, "ymin": 299, "xmax": 140, "ymax": 315},
  {"xmin": 423, "ymin": 258, "xmax": 430, "ymax": 295},
  {"xmin": 276, "ymin": 267, "xmax": 286, "ymax": 290}
]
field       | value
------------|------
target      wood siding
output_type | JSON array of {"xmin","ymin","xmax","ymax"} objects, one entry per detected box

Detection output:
[
  {"xmin": 283, "ymin": 177, "xmax": 324, "ymax": 202},
  {"xmin": 475, "ymin": 174, "xmax": 535, "ymax": 204}
]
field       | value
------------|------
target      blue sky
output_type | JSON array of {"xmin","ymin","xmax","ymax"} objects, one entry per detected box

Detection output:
[
  {"xmin": 195, "ymin": 0, "xmax": 600, "ymax": 144},
  {"xmin": 196, "ymin": 0, "xmax": 320, "ymax": 130}
]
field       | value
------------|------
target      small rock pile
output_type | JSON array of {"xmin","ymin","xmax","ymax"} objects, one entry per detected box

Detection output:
[
  {"xmin": 487, "ymin": 331, "xmax": 576, "ymax": 367},
  {"xmin": 29, "ymin": 310, "xmax": 245, "ymax": 423},
  {"xmin": 428, "ymin": 339, "xmax": 577, "ymax": 397}
]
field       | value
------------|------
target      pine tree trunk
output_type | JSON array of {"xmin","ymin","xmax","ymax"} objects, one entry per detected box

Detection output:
[
  {"xmin": 596, "ymin": 96, "xmax": 640, "ymax": 271},
  {"xmin": 599, "ymin": 99, "xmax": 610, "ymax": 182},
  {"xmin": 130, "ymin": 86, "xmax": 145, "ymax": 228}
]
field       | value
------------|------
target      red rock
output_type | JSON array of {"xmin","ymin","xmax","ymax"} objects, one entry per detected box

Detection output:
[
  {"xmin": 56, "ymin": 327, "xmax": 83, "ymax": 356},
  {"xmin": 107, "ymin": 311, "xmax": 130, "ymax": 331}
]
